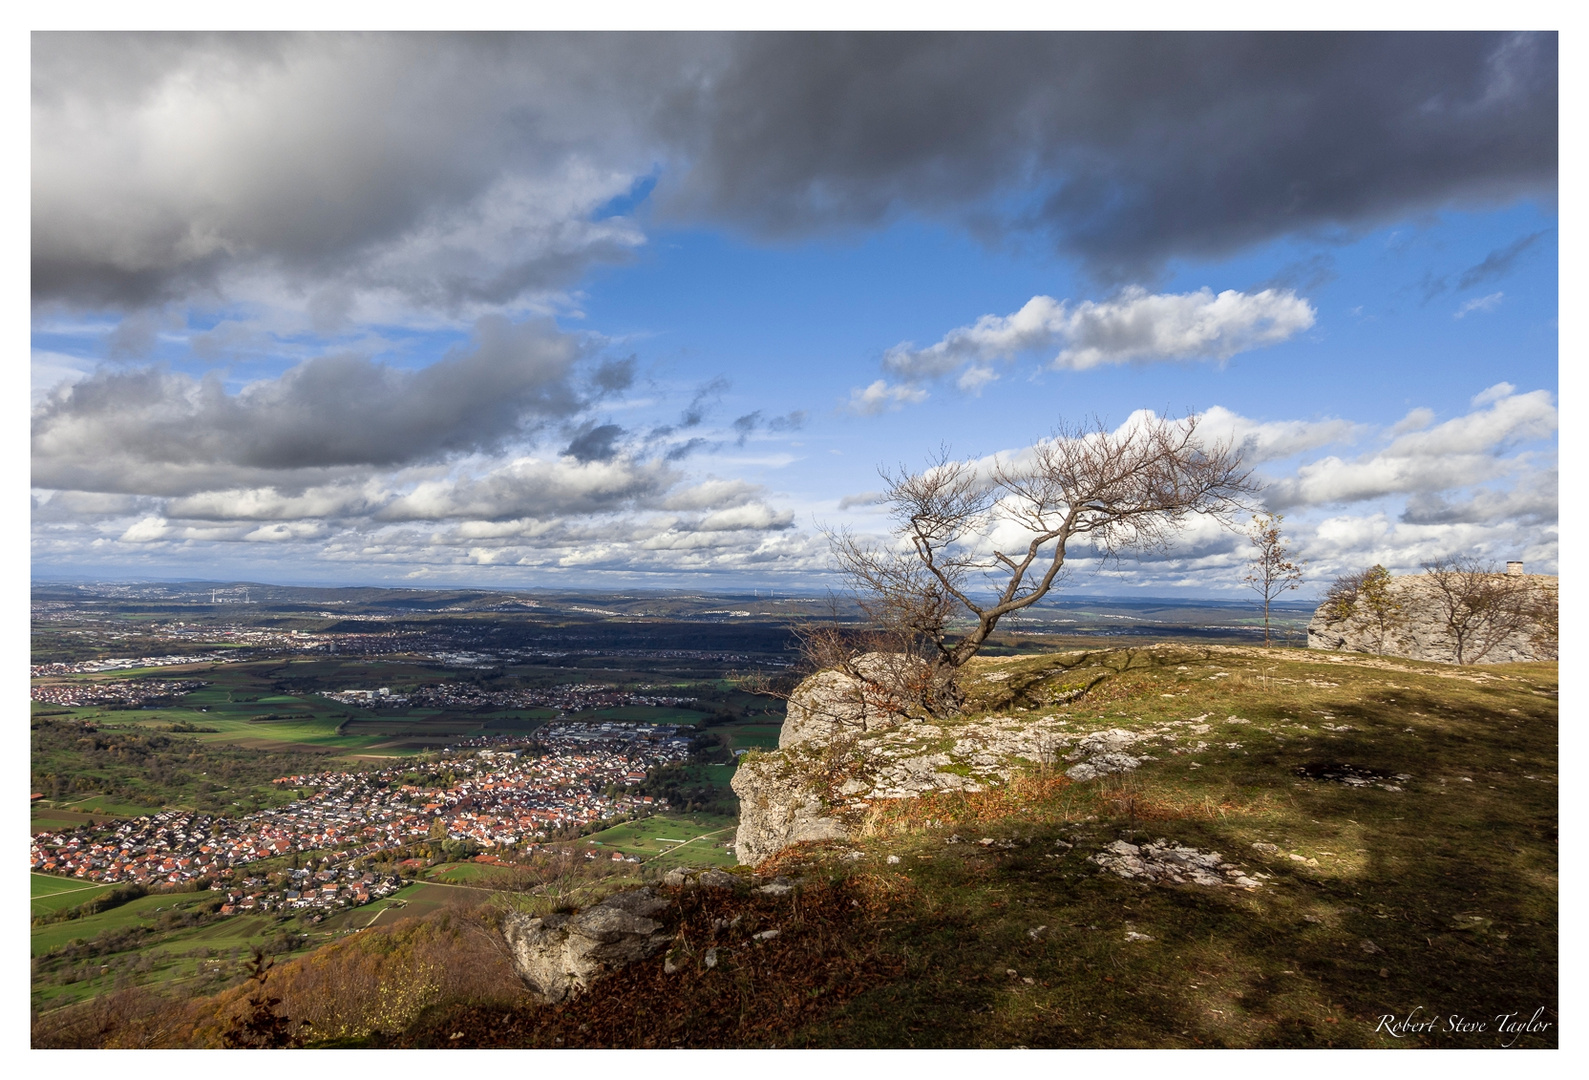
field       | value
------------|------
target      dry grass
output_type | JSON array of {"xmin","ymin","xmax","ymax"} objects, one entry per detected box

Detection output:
[{"xmin": 38, "ymin": 645, "xmax": 1557, "ymax": 1049}]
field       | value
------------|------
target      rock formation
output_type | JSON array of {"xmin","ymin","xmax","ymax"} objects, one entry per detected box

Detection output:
[
  {"xmin": 503, "ymin": 887, "xmax": 672, "ymax": 1003},
  {"xmin": 776, "ymin": 652, "xmax": 927, "ymax": 748},
  {"xmin": 1307, "ymin": 571, "xmax": 1557, "ymax": 664},
  {"xmin": 733, "ymin": 651, "xmax": 1227, "ymax": 867}
]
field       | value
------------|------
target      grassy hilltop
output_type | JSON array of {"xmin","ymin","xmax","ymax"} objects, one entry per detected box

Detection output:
[{"xmin": 37, "ymin": 642, "xmax": 1557, "ymax": 1049}]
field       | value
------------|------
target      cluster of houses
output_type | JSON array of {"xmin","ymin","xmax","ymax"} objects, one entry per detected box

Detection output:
[
  {"xmin": 30, "ymin": 654, "xmax": 233, "ymax": 677},
  {"xmin": 32, "ymin": 809, "xmax": 283, "ymax": 885},
  {"xmin": 30, "ymin": 678, "xmax": 207, "ymax": 708},
  {"xmin": 219, "ymin": 865, "xmax": 405, "ymax": 916},
  {"xmin": 31, "ymin": 722, "xmax": 694, "ymax": 896},
  {"xmin": 323, "ymin": 681, "xmax": 700, "ymax": 713}
]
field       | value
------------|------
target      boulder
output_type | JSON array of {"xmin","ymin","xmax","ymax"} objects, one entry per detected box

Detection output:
[
  {"xmin": 503, "ymin": 887, "xmax": 671, "ymax": 1003},
  {"xmin": 779, "ymin": 653, "xmax": 929, "ymax": 748},
  {"xmin": 730, "ymin": 753, "xmax": 849, "ymax": 867}
]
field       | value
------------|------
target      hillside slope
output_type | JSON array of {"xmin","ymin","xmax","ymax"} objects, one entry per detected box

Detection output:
[{"xmin": 38, "ymin": 645, "xmax": 1557, "ymax": 1049}]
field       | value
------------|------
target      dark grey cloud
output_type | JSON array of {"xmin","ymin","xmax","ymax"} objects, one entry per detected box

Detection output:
[
  {"xmin": 731, "ymin": 409, "xmax": 806, "ymax": 445},
  {"xmin": 1420, "ymin": 229, "xmax": 1550, "ymax": 300},
  {"xmin": 563, "ymin": 422, "xmax": 626, "ymax": 463},
  {"xmin": 31, "ymin": 33, "xmax": 689, "ymax": 310},
  {"xmin": 33, "ymin": 316, "xmax": 590, "ymax": 493},
  {"xmin": 591, "ymin": 356, "xmax": 637, "ymax": 394},
  {"xmin": 1457, "ymin": 230, "xmax": 1548, "ymax": 290},
  {"xmin": 105, "ymin": 310, "xmax": 170, "ymax": 359},
  {"xmin": 656, "ymin": 32, "xmax": 1556, "ymax": 278},
  {"xmin": 33, "ymin": 32, "xmax": 1556, "ymax": 310},
  {"xmin": 1254, "ymin": 255, "xmax": 1338, "ymax": 295},
  {"xmin": 664, "ymin": 437, "xmax": 711, "ymax": 462},
  {"xmin": 1400, "ymin": 473, "xmax": 1557, "ymax": 527},
  {"xmin": 679, "ymin": 377, "xmax": 729, "ymax": 429}
]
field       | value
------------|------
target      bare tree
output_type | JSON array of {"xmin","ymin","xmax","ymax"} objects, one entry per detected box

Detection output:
[
  {"xmin": 1525, "ymin": 584, "xmax": 1559, "ymax": 658},
  {"xmin": 1421, "ymin": 558, "xmax": 1532, "ymax": 665},
  {"xmin": 822, "ymin": 413, "xmax": 1255, "ymax": 716},
  {"xmin": 1243, "ymin": 512, "xmax": 1305, "ymax": 644}
]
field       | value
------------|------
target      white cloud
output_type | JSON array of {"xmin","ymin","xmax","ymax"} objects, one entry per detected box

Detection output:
[
  {"xmin": 846, "ymin": 379, "xmax": 929, "ymax": 415},
  {"xmin": 1195, "ymin": 405, "xmax": 1363, "ymax": 465},
  {"xmin": 1261, "ymin": 387, "xmax": 1556, "ymax": 510},
  {"xmin": 1455, "ymin": 291, "xmax": 1504, "ymax": 318},
  {"xmin": 883, "ymin": 286, "xmax": 1315, "ymax": 385},
  {"xmin": 1471, "ymin": 381, "xmax": 1516, "ymax": 406},
  {"xmin": 1388, "ymin": 407, "xmax": 1436, "ymax": 434}
]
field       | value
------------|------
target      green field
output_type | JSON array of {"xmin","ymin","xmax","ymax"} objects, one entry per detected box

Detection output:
[
  {"xmin": 325, "ymin": 881, "xmax": 501, "ymax": 931},
  {"xmin": 676, "ymin": 762, "xmax": 737, "ymax": 791},
  {"xmin": 720, "ymin": 723, "xmax": 781, "ymax": 752},
  {"xmin": 32, "ymin": 891, "xmax": 199, "ymax": 957},
  {"xmin": 425, "ymin": 861, "xmax": 519, "ymax": 884},
  {"xmin": 583, "ymin": 812, "xmax": 738, "ymax": 865},
  {"xmin": 31, "ymin": 889, "xmax": 304, "ymax": 1010},
  {"xmin": 31, "ymin": 874, "xmax": 116, "ymax": 917}
]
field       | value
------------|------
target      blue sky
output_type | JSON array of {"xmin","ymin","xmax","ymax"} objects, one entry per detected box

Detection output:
[{"xmin": 30, "ymin": 33, "xmax": 1558, "ymax": 596}]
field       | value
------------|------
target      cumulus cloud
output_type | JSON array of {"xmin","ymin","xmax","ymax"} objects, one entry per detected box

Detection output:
[
  {"xmin": 1261, "ymin": 387, "xmax": 1556, "ymax": 510},
  {"xmin": 31, "ymin": 33, "xmax": 670, "ymax": 313},
  {"xmin": 827, "ymin": 394, "xmax": 1557, "ymax": 589},
  {"xmin": 32, "ymin": 316, "xmax": 590, "ymax": 494},
  {"xmin": 658, "ymin": 33, "xmax": 1555, "ymax": 276},
  {"xmin": 885, "ymin": 287, "xmax": 1315, "ymax": 385},
  {"xmin": 837, "ymin": 491, "xmax": 887, "ymax": 510},
  {"xmin": 1400, "ymin": 471, "xmax": 1557, "ymax": 526},
  {"xmin": 34, "ymin": 32, "xmax": 1556, "ymax": 315},
  {"xmin": 377, "ymin": 457, "xmax": 675, "ymax": 523},
  {"xmin": 1195, "ymin": 406, "xmax": 1364, "ymax": 465}
]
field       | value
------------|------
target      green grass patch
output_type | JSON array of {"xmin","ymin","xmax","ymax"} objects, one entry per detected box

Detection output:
[
  {"xmin": 31, "ymin": 876, "xmax": 117, "ymax": 917},
  {"xmin": 425, "ymin": 861, "xmax": 519, "ymax": 883}
]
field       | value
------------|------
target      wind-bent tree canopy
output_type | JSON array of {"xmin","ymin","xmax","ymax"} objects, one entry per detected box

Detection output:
[{"xmin": 822, "ymin": 413, "xmax": 1255, "ymax": 714}]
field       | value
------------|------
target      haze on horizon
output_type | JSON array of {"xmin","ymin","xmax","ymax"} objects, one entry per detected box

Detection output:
[{"xmin": 30, "ymin": 32, "xmax": 1559, "ymax": 597}]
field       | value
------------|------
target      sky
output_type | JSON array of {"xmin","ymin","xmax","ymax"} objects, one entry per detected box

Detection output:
[{"xmin": 28, "ymin": 31, "xmax": 1560, "ymax": 598}]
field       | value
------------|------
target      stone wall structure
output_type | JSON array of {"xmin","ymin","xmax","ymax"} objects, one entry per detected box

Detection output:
[{"xmin": 1306, "ymin": 571, "xmax": 1557, "ymax": 665}]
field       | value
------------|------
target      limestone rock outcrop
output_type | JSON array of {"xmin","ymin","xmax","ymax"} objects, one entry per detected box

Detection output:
[
  {"xmin": 777, "ymin": 652, "xmax": 928, "ymax": 748},
  {"xmin": 503, "ymin": 887, "xmax": 671, "ymax": 1003},
  {"xmin": 731, "ymin": 754, "xmax": 852, "ymax": 867},
  {"xmin": 1306, "ymin": 572, "xmax": 1557, "ymax": 664},
  {"xmin": 733, "ymin": 653, "xmax": 1245, "ymax": 867}
]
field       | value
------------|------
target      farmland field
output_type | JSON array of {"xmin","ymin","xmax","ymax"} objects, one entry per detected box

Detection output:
[
  {"xmin": 31, "ymin": 874, "xmax": 115, "ymax": 917},
  {"xmin": 584, "ymin": 812, "xmax": 738, "ymax": 865},
  {"xmin": 324, "ymin": 881, "xmax": 501, "ymax": 931}
]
